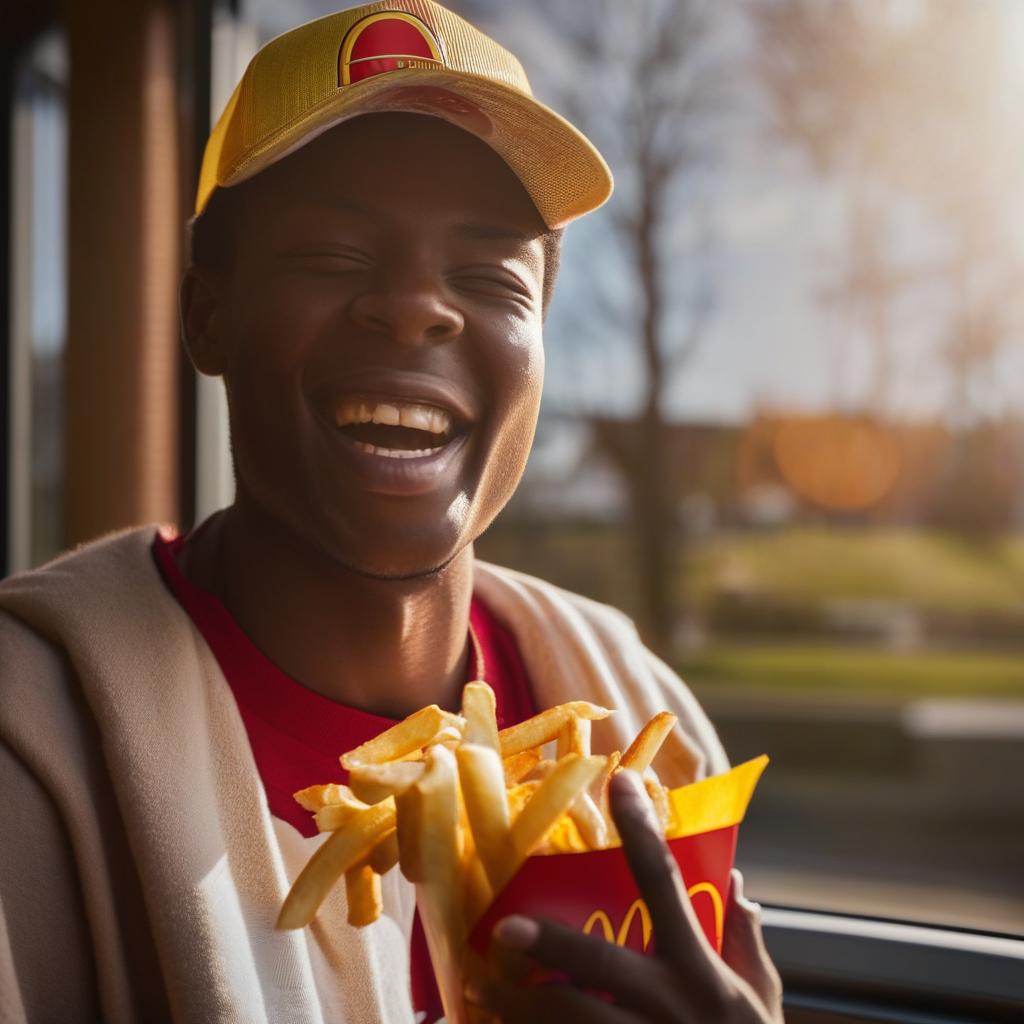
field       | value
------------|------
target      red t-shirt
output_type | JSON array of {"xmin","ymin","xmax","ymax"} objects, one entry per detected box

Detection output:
[{"xmin": 151, "ymin": 529, "xmax": 537, "ymax": 1022}]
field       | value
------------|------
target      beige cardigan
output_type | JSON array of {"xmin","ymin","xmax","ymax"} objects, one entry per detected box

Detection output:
[{"xmin": 0, "ymin": 526, "xmax": 727, "ymax": 1024}]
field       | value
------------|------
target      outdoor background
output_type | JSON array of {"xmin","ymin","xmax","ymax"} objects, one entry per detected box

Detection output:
[
  {"xmin": 468, "ymin": 0, "xmax": 1024, "ymax": 935},
  {"xmin": 9, "ymin": 0, "xmax": 1024, "ymax": 936}
]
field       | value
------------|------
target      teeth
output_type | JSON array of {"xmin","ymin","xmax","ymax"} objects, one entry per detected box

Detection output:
[
  {"xmin": 352, "ymin": 441, "xmax": 445, "ymax": 459},
  {"xmin": 399, "ymin": 404, "xmax": 437, "ymax": 432},
  {"xmin": 374, "ymin": 403, "xmax": 401, "ymax": 426},
  {"xmin": 334, "ymin": 398, "xmax": 453, "ymax": 436}
]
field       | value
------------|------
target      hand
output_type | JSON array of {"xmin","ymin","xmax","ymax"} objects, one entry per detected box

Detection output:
[{"xmin": 470, "ymin": 770, "xmax": 784, "ymax": 1022}]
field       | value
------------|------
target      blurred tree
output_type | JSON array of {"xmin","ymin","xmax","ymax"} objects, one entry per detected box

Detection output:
[
  {"xmin": 749, "ymin": 0, "xmax": 1024, "ymax": 533},
  {"xmin": 748, "ymin": 0, "xmax": 925, "ymax": 415},
  {"xmin": 928, "ymin": 423, "xmax": 1019, "ymax": 537},
  {"xmin": 471, "ymin": 0, "xmax": 728, "ymax": 653},
  {"xmin": 750, "ymin": 0, "xmax": 1024, "ymax": 408}
]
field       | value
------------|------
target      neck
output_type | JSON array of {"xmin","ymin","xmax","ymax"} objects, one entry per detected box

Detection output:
[{"xmin": 178, "ymin": 503, "xmax": 474, "ymax": 719}]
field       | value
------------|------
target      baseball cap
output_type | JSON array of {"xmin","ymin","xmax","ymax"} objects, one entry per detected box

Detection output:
[{"xmin": 196, "ymin": 0, "xmax": 613, "ymax": 229}]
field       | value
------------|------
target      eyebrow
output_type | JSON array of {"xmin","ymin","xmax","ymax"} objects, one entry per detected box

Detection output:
[
  {"xmin": 452, "ymin": 222, "xmax": 534, "ymax": 244},
  {"xmin": 311, "ymin": 197, "xmax": 373, "ymax": 218}
]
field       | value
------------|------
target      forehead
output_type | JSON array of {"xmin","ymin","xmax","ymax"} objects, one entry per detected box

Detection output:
[{"xmin": 238, "ymin": 112, "xmax": 547, "ymax": 240}]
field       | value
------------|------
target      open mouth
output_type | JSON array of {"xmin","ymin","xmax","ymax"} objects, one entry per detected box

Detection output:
[{"xmin": 332, "ymin": 397, "xmax": 462, "ymax": 459}]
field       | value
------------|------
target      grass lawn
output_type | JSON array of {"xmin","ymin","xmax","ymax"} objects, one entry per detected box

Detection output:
[
  {"xmin": 482, "ymin": 523, "xmax": 1024, "ymax": 618},
  {"xmin": 480, "ymin": 523, "xmax": 1024, "ymax": 698},
  {"xmin": 680, "ymin": 644, "xmax": 1024, "ymax": 698},
  {"xmin": 684, "ymin": 529, "xmax": 1024, "ymax": 612}
]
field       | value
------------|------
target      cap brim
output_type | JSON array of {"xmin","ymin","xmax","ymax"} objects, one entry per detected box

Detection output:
[{"xmin": 206, "ymin": 68, "xmax": 613, "ymax": 230}]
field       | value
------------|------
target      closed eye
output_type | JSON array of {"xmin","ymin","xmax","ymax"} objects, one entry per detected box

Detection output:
[
  {"xmin": 278, "ymin": 246, "xmax": 374, "ymax": 274},
  {"xmin": 449, "ymin": 266, "xmax": 534, "ymax": 306}
]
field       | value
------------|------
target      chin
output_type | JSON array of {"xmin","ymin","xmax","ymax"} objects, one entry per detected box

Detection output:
[
  {"xmin": 344, "ymin": 554, "xmax": 457, "ymax": 582},
  {"xmin": 317, "ymin": 509, "xmax": 473, "ymax": 582},
  {"xmin": 328, "ymin": 538, "xmax": 467, "ymax": 581}
]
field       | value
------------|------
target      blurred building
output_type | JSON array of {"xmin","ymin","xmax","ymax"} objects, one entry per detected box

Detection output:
[{"xmin": 515, "ymin": 410, "xmax": 1024, "ymax": 533}]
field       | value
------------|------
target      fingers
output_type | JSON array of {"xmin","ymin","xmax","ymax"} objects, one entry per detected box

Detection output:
[
  {"xmin": 475, "ymin": 975, "xmax": 646, "ymax": 1024},
  {"xmin": 490, "ymin": 914, "xmax": 666, "ymax": 1015},
  {"xmin": 608, "ymin": 771, "xmax": 717, "ymax": 964},
  {"xmin": 721, "ymin": 870, "xmax": 784, "ymax": 1019}
]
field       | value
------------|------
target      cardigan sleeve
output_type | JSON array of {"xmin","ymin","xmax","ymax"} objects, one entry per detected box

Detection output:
[
  {"xmin": 0, "ymin": 607, "xmax": 167, "ymax": 1024},
  {"xmin": 0, "ymin": 739, "xmax": 100, "ymax": 1023},
  {"xmin": 471, "ymin": 559, "xmax": 730, "ymax": 784},
  {"xmin": 638, "ymin": 643, "xmax": 731, "ymax": 777}
]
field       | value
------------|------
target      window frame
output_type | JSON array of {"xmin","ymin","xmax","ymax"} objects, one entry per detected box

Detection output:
[{"xmin": 764, "ymin": 906, "xmax": 1024, "ymax": 1021}]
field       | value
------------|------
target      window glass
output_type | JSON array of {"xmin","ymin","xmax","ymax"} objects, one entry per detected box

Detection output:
[
  {"xmin": 191, "ymin": 4, "xmax": 262, "ymax": 524},
  {"xmin": 233, "ymin": 0, "xmax": 1024, "ymax": 935},
  {"xmin": 8, "ymin": 30, "xmax": 67, "ymax": 571}
]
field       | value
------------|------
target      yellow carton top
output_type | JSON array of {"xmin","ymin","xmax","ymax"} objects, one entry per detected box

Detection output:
[{"xmin": 543, "ymin": 755, "xmax": 769, "ymax": 854}]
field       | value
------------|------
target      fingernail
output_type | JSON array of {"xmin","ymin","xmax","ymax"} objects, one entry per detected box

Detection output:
[
  {"xmin": 494, "ymin": 914, "xmax": 540, "ymax": 949},
  {"xmin": 611, "ymin": 770, "xmax": 659, "ymax": 827}
]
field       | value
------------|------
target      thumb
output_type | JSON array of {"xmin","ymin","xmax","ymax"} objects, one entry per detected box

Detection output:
[{"xmin": 721, "ymin": 870, "xmax": 783, "ymax": 1018}]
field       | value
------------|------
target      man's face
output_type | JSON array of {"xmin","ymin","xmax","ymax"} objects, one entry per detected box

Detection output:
[{"xmin": 205, "ymin": 113, "xmax": 547, "ymax": 578}]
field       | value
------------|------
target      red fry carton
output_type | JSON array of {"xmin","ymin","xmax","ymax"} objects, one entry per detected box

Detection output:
[{"xmin": 419, "ymin": 754, "xmax": 768, "ymax": 1023}]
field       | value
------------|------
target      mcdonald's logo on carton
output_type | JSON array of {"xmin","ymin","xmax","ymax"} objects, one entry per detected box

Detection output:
[
  {"xmin": 584, "ymin": 899, "xmax": 653, "ymax": 951},
  {"xmin": 469, "ymin": 756, "xmax": 767, "ymax": 958}
]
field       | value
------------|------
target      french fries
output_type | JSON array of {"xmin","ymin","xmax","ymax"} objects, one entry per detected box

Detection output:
[
  {"xmin": 501, "ymin": 747, "xmax": 541, "ymax": 786},
  {"xmin": 461, "ymin": 682, "xmax": 501, "ymax": 751},
  {"xmin": 556, "ymin": 715, "xmax": 591, "ymax": 759},
  {"xmin": 456, "ymin": 743, "xmax": 511, "ymax": 890},
  {"xmin": 278, "ymin": 690, "xmax": 691, "ymax": 987},
  {"xmin": 348, "ymin": 760, "xmax": 426, "ymax": 805},
  {"xmin": 620, "ymin": 710, "xmax": 677, "ymax": 773},
  {"xmin": 340, "ymin": 705, "xmax": 465, "ymax": 769},
  {"xmin": 507, "ymin": 754, "xmax": 605, "ymax": 882},
  {"xmin": 363, "ymin": 829, "xmax": 400, "ymax": 875},
  {"xmin": 498, "ymin": 701, "xmax": 610, "ymax": 757},
  {"xmin": 277, "ymin": 799, "xmax": 396, "ymax": 929},
  {"xmin": 294, "ymin": 782, "xmax": 351, "ymax": 812},
  {"xmin": 345, "ymin": 863, "xmax": 382, "ymax": 926}
]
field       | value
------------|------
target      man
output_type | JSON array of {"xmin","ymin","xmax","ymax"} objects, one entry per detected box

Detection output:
[{"xmin": 0, "ymin": 2, "xmax": 782, "ymax": 1021}]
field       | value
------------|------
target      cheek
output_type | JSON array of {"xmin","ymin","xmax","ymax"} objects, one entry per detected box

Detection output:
[
  {"xmin": 512, "ymin": 343, "xmax": 544, "ymax": 442},
  {"xmin": 477, "ymin": 321, "xmax": 545, "ymax": 506},
  {"xmin": 224, "ymin": 275, "xmax": 346, "ymax": 409},
  {"xmin": 220, "ymin": 279, "xmax": 342, "ymax": 485},
  {"xmin": 508, "ymin": 321, "xmax": 545, "ymax": 429}
]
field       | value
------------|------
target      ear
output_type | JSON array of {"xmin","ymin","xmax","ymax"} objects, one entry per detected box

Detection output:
[{"xmin": 180, "ymin": 266, "xmax": 230, "ymax": 376}]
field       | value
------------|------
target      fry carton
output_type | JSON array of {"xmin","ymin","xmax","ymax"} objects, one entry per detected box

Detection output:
[
  {"xmin": 450, "ymin": 756, "xmax": 767, "ymax": 1023},
  {"xmin": 470, "ymin": 755, "xmax": 767, "ymax": 956}
]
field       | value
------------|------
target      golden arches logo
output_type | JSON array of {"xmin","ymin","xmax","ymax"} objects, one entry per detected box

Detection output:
[
  {"xmin": 687, "ymin": 882, "xmax": 725, "ymax": 949},
  {"xmin": 338, "ymin": 12, "xmax": 445, "ymax": 87},
  {"xmin": 580, "ymin": 883, "xmax": 725, "ymax": 952},
  {"xmin": 583, "ymin": 899, "xmax": 653, "ymax": 951}
]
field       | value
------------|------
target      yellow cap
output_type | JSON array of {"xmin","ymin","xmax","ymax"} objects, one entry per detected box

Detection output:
[{"xmin": 196, "ymin": 0, "xmax": 613, "ymax": 229}]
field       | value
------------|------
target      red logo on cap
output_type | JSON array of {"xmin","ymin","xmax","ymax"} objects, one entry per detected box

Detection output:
[{"xmin": 339, "ymin": 11, "xmax": 445, "ymax": 87}]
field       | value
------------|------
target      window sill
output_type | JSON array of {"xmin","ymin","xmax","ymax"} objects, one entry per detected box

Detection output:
[{"xmin": 761, "ymin": 906, "xmax": 1024, "ymax": 1022}]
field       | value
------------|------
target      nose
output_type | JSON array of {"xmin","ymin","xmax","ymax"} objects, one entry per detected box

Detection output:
[{"xmin": 348, "ymin": 261, "xmax": 464, "ymax": 346}]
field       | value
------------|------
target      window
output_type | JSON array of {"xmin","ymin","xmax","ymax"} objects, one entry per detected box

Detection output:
[
  {"xmin": 466, "ymin": 0, "xmax": 1024, "ymax": 939},
  {"xmin": 7, "ymin": 29, "xmax": 67, "ymax": 572}
]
